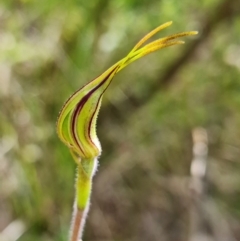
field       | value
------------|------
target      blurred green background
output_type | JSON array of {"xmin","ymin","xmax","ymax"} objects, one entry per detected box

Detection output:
[{"xmin": 1, "ymin": 0, "xmax": 240, "ymax": 240}]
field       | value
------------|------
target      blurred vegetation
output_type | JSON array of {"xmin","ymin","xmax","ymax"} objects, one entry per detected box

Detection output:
[{"xmin": 0, "ymin": 0, "xmax": 240, "ymax": 240}]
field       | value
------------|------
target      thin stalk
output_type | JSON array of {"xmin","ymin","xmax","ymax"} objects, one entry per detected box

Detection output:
[
  {"xmin": 69, "ymin": 158, "xmax": 97, "ymax": 241},
  {"xmin": 70, "ymin": 207, "xmax": 84, "ymax": 241}
]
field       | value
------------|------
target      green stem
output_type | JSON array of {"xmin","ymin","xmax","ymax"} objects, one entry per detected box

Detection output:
[{"xmin": 69, "ymin": 157, "xmax": 97, "ymax": 241}]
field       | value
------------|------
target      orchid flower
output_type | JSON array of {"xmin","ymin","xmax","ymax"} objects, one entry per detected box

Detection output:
[{"xmin": 56, "ymin": 21, "xmax": 197, "ymax": 241}]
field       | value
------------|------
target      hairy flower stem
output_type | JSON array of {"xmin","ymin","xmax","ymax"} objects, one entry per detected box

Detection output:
[
  {"xmin": 70, "ymin": 208, "xmax": 84, "ymax": 241},
  {"xmin": 69, "ymin": 158, "xmax": 97, "ymax": 241}
]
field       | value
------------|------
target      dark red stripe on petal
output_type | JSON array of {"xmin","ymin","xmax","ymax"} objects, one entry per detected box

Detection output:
[
  {"xmin": 71, "ymin": 66, "xmax": 118, "ymax": 155},
  {"xmin": 87, "ymin": 66, "xmax": 120, "ymax": 144}
]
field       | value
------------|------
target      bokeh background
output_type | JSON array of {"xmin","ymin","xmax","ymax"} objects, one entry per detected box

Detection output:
[{"xmin": 1, "ymin": 0, "xmax": 240, "ymax": 240}]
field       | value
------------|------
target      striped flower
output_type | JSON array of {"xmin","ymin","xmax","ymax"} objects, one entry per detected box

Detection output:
[{"xmin": 57, "ymin": 21, "xmax": 197, "ymax": 162}]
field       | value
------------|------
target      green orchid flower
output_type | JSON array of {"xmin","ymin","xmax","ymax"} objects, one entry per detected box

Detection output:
[{"xmin": 56, "ymin": 21, "xmax": 197, "ymax": 241}]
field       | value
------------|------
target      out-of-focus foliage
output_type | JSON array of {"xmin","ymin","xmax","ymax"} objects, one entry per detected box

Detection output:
[{"xmin": 0, "ymin": 0, "xmax": 240, "ymax": 241}]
